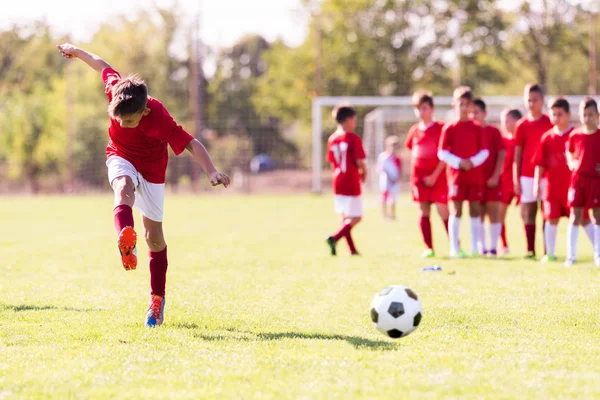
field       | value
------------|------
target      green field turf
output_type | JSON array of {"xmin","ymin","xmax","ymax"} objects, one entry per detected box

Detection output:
[{"xmin": 1, "ymin": 194, "xmax": 599, "ymax": 399}]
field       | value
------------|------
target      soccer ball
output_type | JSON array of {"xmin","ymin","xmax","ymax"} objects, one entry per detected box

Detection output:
[{"xmin": 370, "ymin": 285, "xmax": 423, "ymax": 339}]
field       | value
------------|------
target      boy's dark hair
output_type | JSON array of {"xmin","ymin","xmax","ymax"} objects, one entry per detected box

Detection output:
[
  {"xmin": 412, "ymin": 91, "xmax": 434, "ymax": 108},
  {"xmin": 506, "ymin": 108, "xmax": 523, "ymax": 120},
  {"xmin": 334, "ymin": 106, "xmax": 357, "ymax": 124},
  {"xmin": 549, "ymin": 97, "xmax": 570, "ymax": 113},
  {"xmin": 108, "ymin": 74, "xmax": 148, "ymax": 118},
  {"xmin": 473, "ymin": 98, "xmax": 486, "ymax": 112},
  {"xmin": 525, "ymin": 83, "xmax": 544, "ymax": 97},
  {"xmin": 453, "ymin": 86, "xmax": 473, "ymax": 102},
  {"xmin": 580, "ymin": 97, "xmax": 599, "ymax": 112}
]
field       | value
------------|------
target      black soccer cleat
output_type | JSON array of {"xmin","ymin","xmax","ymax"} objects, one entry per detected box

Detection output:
[{"xmin": 326, "ymin": 236, "xmax": 337, "ymax": 256}]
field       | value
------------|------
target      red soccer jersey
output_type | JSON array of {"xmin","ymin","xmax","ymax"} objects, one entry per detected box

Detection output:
[
  {"xmin": 501, "ymin": 135, "xmax": 516, "ymax": 188},
  {"xmin": 327, "ymin": 131, "xmax": 366, "ymax": 196},
  {"xmin": 567, "ymin": 128, "xmax": 600, "ymax": 179},
  {"xmin": 404, "ymin": 121, "xmax": 446, "ymax": 184},
  {"xmin": 533, "ymin": 127, "xmax": 574, "ymax": 201},
  {"xmin": 439, "ymin": 120, "xmax": 488, "ymax": 185},
  {"xmin": 481, "ymin": 125, "xmax": 505, "ymax": 180},
  {"xmin": 103, "ymin": 68, "xmax": 194, "ymax": 184},
  {"xmin": 514, "ymin": 114, "xmax": 553, "ymax": 178}
]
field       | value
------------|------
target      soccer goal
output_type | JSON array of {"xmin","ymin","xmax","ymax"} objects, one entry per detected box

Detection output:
[{"xmin": 311, "ymin": 95, "xmax": 590, "ymax": 194}]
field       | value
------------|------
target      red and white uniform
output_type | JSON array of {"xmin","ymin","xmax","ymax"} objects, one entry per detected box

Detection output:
[
  {"xmin": 327, "ymin": 130, "xmax": 366, "ymax": 217},
  {"xmin": 377, "ymin": 152, "xmax": 402, "ymax": 203},
  {"xmin": 438, "ymin": 120, "xmax": 488, "ymax": 202},
  {"xmin": 501, "ymin": 135, "xmax": 517, "ymax": 205},
  {"xmin": 103, "ymin": 68, "xmax": 194, "ymax": 221},
  {"xmin": 533, "ymin": 127, "xmax": 573, "ymax": 219},
  {"xmin": 481, "ymin": 125, "xmax": 505, "ymax": 203},
  {"xmin": 404, "ymin": 121, "xmax": 448, "ymax": 204},
  {"xmin": 567, "ymin": 128, "xmax": 600, "ymax": 209},
  {"xmin": 514, "ymin": 115, "xmax": 553, "ymax": 203}
]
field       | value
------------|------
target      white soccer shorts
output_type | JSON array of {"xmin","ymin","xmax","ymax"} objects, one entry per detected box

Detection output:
[
  {"xmin": 520, "ymin": 176, "xmax": 546, "ymax": 204},
  {"xmin": 107, "ymin": 156, "xmax": 165, "ymax": 222},
  {"xmin": 334, "ymin": 195, "xmax": 363, "ymax": 218}
]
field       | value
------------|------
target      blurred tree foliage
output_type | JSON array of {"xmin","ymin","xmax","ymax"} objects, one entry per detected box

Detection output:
[{"xmin": 0, "ymin": 0, "xmax": 597, "ymax": 191}]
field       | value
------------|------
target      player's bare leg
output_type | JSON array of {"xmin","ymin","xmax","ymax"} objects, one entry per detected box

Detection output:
[
  {"xmin": 486, "ymin": 201, "xmax": 501, "ymax": 257},
  {"xmin": 541, "ymin": 218, "xmax": 560, "ymax": 263},
  {"xmin": 449, "ymin": 200, "xmax": 467, "ymax": 258},
  {"xmin": 419, "ymin": 202, "xmax": 435, "ymax": 258},
  {"xmin": 469, "ymin": 201, "xmax": 482, "ymax": 257},
  {"xmin": 521, "ymin": 202, "xmax": 538, "ymax": 259},
  {"xmin": 112, "ymin": 176, "xmax": 137, "ymax": 270},
  {"xmin": 498, "ymin": 203, "xmax": 510, "ymax": 255},
  {"xmin": 435, "ymin": 202, "xmax": 450, "ymax": 237},
  {"xmin": 388, "ymin": 201, "xmax": 397, "ymax": 220},
  {"xmin": 592, "ymin": 208, "xmax": 600, "ymax": 267},
  {"xmin": 143, "ymin": 216, "xmax": 167, "ymax": 327}
]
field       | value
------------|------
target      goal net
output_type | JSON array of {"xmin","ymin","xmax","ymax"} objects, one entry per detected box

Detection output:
[{"xmin": 312, "ymin": 95, "xmax": 589, "ymax": 194}]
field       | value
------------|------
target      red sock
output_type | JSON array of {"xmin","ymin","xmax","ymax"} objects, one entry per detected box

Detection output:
[
  {"xmin": 114, "ymin": 204, "xmax": 134, "ymax": 234},
  {"xmin": 149, "ymin": 247, "xmax": 168, "ymax": 297},
  {"xmin": 443, "ymin": 219, "xmax": 449, "ymax": 236},
  {"xmin": 420, "ymin": 216, "xmax": 433, "ymax": 249},
  {"xmin": 344, "ymin": 226, "xmax": 358, "ymax": 254},
  {"xmin": 501, "ymin": 223, "xmax": 508, "ymax": 248},
  {"xmin": 333, "ymin": 223, "xmax": 351, "ymax": 242},
  {"xmin": 525, "ymin": 223, "xmax": 536, "ymax": 254}
]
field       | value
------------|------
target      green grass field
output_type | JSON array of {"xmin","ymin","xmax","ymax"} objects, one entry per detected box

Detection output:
[{"xmin": 1, "ymin": 194, "xmax": 600, "ymax": 399}]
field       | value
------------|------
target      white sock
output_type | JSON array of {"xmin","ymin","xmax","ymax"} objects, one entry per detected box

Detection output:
[
  {"xmin": 594, "ymin": 225, "xmax": 600, "ymax": 259},
  {"xmin": 490, "ymin": 223, "xmax": 502, "ymax": 252},
  {"xmin": 567, "ymin": 223, "xmax": 579, "ymax": 261},
  {"xmin": 479, "ymin": 221, "xmax": 487, "ymax": 252},
  {"xmin": 583, "ymin": 222, "xmax": 595, "ymax": 246},
  {"xmin": 544, "ymin": 223, "xmax": 557, "ymax": 257},
  {"xmin": 470, "ymin": 217, "xmax": 481, "ymax": 254},
  {"xmin": 449, "ymin": 215, "xmax": 461, "ymax": 254}
]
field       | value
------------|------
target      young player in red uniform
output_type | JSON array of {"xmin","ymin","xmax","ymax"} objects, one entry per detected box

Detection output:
[
  {"xmin": 438, "ymin": 87, "xmax": 489, "ymax": 258},
  {"xmin": 56, "ymin": 44, "xmax": 230, "ymax": 327},
  {"xmin": 565, "ymin": 98, "xmax": 600, "ymax": 267},
  {"xmin": 471, "ymin": 99, "xmax": 505, "ymax": 256},
  {"xmin": 499, "ymin": 109, "xmax": 522, "ymax": 254},
  {"xmin": 404, "ymin": 92, "xmax": 449, "ymax": 258},
  {"xmin": 326, "ymin": 106, "xmax": 367, "ymax": 256},
  {"xmin": 513, "ymin": 84, "xmax": 553, "ymax": 259}
]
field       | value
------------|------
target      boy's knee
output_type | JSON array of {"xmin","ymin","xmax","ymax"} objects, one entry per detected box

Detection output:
[
  {"xmin": 145, "ymin": 230, "xmax": 166, "ymax": 252},
  {"xmin": 113, "ymin": 176, "xmax": 135, "ymax": 197}
]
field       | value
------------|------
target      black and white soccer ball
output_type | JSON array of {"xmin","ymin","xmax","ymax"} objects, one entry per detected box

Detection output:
[{"xmin": 370, "ymin": 285, "xmax": 423, "ymax": 339}]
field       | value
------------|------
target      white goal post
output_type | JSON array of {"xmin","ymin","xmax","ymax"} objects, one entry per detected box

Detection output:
[{"xmin": 311, "ymin": 95, "xmax": 590, "ymax": 194}]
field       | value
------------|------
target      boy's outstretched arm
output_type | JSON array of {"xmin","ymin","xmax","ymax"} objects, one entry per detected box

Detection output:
[
  {"xmin": 186, "ymin": 139, "xmax": 230, "ymax": 187},
  {"xmin": 56, "ymin": 43, "xmax": 111, "ymax": 72}
]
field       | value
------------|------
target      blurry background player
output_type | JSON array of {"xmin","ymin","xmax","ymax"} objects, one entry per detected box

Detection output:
[
  {"xmin": 377, "ymin": 136, "xmax": 402, "ymax": 220},
  {"xmin": 326, "ymin": 106, "xmax": 367, "ymax": 256},
  {"xmin": 533, "ymin": 97, "xmax": 594, "ymax": 263},
  {"xmin": 513, "ymin": 84, "xmax": 553, "ymax": 259},
  {"xmin": 471, "ymin": 98, "xmax": 505, "ymax": 257},
  {"xmin": 438, "ymin": 87, "xmax": 489, "ymax": 258},
  {"xmin": 565, "ymin": 98, "xmax": 600, "ymax": 267},
  {"xmin": 404, "ymin": 91, "xmax": 449, "ymax": 258},
  {"xmin": 499, "ymin": 109, "xmax": 522, "ymax": 255}
]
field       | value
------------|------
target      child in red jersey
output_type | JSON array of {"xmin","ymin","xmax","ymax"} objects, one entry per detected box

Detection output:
[
  {"xmin": 404, "ymin": 91, "xmax": 449, "ymax": 258},
  {"xmin": 533, "ymin": 98, "xmax": 594, "ymax": 264},
  {"xmin": 499, "ymin": 109, "xmax": 522, "ymax": 254},
  {"xmin": 377, "ymin": 136, "xmax": 402, "ymax": 220},
  {"xmin": 326, "ymin": 106, "xmax": 367, "ymax": 256},
  {"xmin": 438, "ymin": 87, "xmax": 489, "ymax": 258},
  {"xmin": 513, "ymin": 84, "xmax": 553, "ymax": 259},
  {"xmin": 471, "ymin": 98, "xmax": 505, "ymax": 257},
  {"xmin": 57, "ymin": 44, "xmax": 230, "ymax": 327},
  {"xmin": 565, "ymin": 98, "xmax": 600, "ymax": 267}
]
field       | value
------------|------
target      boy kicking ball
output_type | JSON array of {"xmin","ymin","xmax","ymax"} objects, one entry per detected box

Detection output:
[{"xmin": 56, "ymin": 43, "xmax": 230, "ymax": 327}]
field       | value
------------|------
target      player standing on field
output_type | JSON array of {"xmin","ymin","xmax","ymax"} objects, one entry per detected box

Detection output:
[
  {"xmin": 377, "ymin": 136, "xmax": 402, "ymax": 220},
  {"xmin": 499, "ymin": 109, "xmax": 522, "ymax": 255},
  {"xmin": 513, "ymin": 84, "xmax": 553, "ymax": 259},
  {"xmin": 533, "ymin": 98, "xmax": 594, "ymax": 264},
  {"xmin": 404, "ymin": 91, "xmax": 449, "ymax": 258},
  {"xmin": 438, "ymin": 87, "xmax": 489, "ymax": 258},
  {"xmin": 56, "ymin": 43, "xmax": 230, "ymax": 327},
  {"xmin": 565, "ymin": 98, "xmax": 600, "ymax": 267},
  {"xmin": 326, "ymin": 106, "xmax": 367, "ymax": 256},
  {"xmin": 471, "ymin": 98, "xmax": 505, "ymax": 257}
]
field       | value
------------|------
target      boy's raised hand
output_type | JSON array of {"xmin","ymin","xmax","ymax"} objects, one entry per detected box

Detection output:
[
  {"xmin": 56, "ymin": 43, "xmax": 79, "ymax": 59},
  {"xmin": 209, "ymin": 171, "xmax": 230, "ymax": 188}
]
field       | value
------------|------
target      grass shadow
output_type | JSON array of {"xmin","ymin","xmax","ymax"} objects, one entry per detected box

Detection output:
[{"xmin": 0, "ymin": 304, "xmax": 102, "ymax": 312}]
